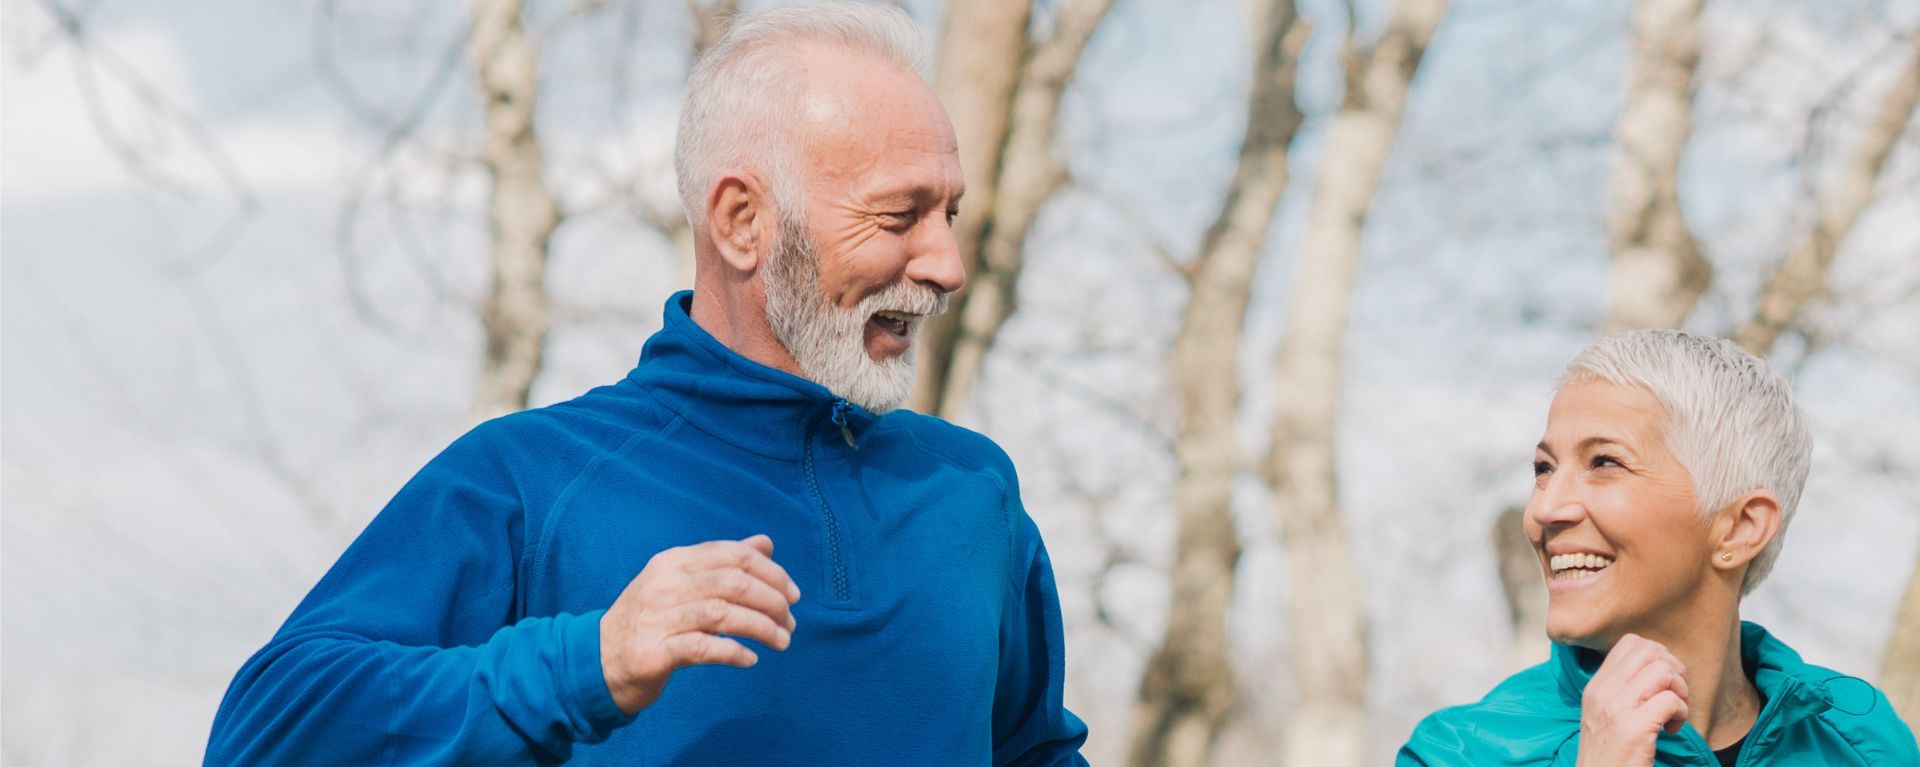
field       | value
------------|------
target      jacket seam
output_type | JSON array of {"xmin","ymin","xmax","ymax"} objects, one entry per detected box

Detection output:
[
  {"xmin": 528, "ymin": 423, "xmax": 681, "ymax": 589},
  {"xmin": 631, "ymin": 379, "xmax": 808, "ymax": 463}
]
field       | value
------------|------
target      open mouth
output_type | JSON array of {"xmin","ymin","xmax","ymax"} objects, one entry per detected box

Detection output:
[
  {"xmin": 870, "ymin": 310, "xmax": 919, "ymax": 340},
  {"xmin": 1549, "ymin": 552, "xmax": 1614, "ymax": 581}
]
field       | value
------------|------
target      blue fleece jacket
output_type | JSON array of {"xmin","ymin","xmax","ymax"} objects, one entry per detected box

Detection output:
[{"xmin": 205, "ymin": 292, "xmax": 1089, "ymax": 766}]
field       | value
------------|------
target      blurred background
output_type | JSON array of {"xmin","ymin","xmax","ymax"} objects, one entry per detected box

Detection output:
[{"xmin": 4, "ymin": 0, "xmax": 1918, "ymax": 764}]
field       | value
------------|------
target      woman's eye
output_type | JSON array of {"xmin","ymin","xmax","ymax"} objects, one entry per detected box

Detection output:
[
  {"xmin": 1591, "ymin": 455, "xmax": 1622, "ymax": 469},
  {"xmin": 1532, "ymin": 461, "xmax": 1553, "ymax": 477}
]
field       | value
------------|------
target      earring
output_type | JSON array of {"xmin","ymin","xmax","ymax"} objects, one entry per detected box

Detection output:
[{"xmin": 1721, "ymin": 551, "xmax": 1733, "ymax": 563}]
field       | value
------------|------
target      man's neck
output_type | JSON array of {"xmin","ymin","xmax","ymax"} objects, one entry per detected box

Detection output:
[{"xmin": 689, "ymin": 282, "xmax": 804, "ymax": 377}]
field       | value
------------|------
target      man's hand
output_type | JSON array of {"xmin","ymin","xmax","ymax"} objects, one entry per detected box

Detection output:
[
  {"xmin": 1576, "ymin": 633, "xmax": 1690, "ymax": 767},
  {"xmin": 600, "ymin": 535, "xmax": 802, "ymax": 715}
]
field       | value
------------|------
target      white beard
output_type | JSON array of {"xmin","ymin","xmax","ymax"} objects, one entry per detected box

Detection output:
[{"xmin": 763, "ymin": 214, "xmax": 948, "ymax": 415}]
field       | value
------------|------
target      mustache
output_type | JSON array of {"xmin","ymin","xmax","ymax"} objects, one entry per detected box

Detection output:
[{"xmin": 856, "ymin": 280, "xmax": 949, "ymax": 319}]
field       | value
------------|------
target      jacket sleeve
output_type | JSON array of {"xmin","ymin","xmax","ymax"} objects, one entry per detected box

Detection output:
[
  {"xmin": 204, "ymin": 423, "xmax": 636, "ymax": 766},
  {"xmin": 990, "ymin": 503, "xmax": 1091, "ymax": 767}
]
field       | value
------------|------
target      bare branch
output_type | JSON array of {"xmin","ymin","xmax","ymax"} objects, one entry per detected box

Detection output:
[{"xmin": 1735, "ymin": 40, "xmax": 1920, "ymax": 356}]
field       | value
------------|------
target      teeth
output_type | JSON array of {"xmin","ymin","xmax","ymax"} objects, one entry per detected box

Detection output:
[
  {"xmin": 875, "ymin": 310, "xmax": 918, "ymax": 321},
  {"xmin": 1549, "ymin": 553, "xmax": 1615, "ymax": 573}
]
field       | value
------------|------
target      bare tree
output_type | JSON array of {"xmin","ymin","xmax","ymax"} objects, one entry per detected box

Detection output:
[
  {"xmin": 467, "ymin": 0, "xmax": 562, "ymax": 423},
  {"xmin": 1492, "ymin": 507, "xmax": 1549, "ymax": 671},
  {"xmin": 1734, "ymin": 44, "xmax": 1919, "ymax": 356},
  {"xmin": 1605, "ymin": 0, "xmax": 1709, "ymax": 334},
  {"xmin": 1126, "ymin": 2, "xmax": 1308, "ymax": 766},
  {"xmin": 910, "ymin": 0, "xmax": 1116, "ymax": 420},
  {"xmin": 910, "ymin": 0, "xmax": 1032, "ymax": 416},
  {"xmin": 1267, "ymin": 1, "xmax": 1448, "ymax": 765},
  {"xmin": 1884, "ymin": 550, "xmax": 1920, "ymax": 733}
]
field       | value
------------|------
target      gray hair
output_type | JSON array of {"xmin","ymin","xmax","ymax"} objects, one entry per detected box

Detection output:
[
  {"xmin": 674, "ymin": 2, "xmax": 931, "ymax": 232},
  {"xmin": 1560, "ymin": 329, "xmax": 1813, "ymax": 595}
]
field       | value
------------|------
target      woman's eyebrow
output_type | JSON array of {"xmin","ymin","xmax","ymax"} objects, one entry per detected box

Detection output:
[{"xmin": 1577, "ymin": 436, "xmax": 1626, "ymax": 452}]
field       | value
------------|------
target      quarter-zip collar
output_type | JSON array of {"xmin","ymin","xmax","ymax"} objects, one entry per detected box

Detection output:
[
  {"xmin": 1550, "ymin": 622, "xmax": 1836, "ymax": 763},
  {"xmin": 627, "ymin": 291, "xmax": 882, "ymax": 461}
]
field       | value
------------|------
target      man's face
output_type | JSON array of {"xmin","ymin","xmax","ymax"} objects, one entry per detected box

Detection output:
[
  {"xmin": 763, "ymin": 44, "xmax": 966, "ymax": 414},
  {"xmin": 1526, "ymin": 381, "xmax": 1718, "ymax": 650}
]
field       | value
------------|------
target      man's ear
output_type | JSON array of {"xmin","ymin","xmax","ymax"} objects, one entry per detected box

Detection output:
[
  {"xmin": 707, "ymin": 170, "xmax": 772, "ymax": 274},
  {"xmin": 1713, "ymin": 489, "xmax": 1782, "ymax": 574}
]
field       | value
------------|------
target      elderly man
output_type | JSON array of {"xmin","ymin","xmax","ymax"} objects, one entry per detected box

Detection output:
[{"xmin": 204, "ymin": 4, "xmax": 1089, "ymax": 765}]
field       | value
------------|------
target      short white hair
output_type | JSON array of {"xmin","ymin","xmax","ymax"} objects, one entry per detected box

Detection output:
[
  {"xmin": 1560, "ymin": 329, "xmax": 1813, "ymax": 595},
  {"xmin": 674, "ymin": 1, "xmax": 930, "ymax": 230}
]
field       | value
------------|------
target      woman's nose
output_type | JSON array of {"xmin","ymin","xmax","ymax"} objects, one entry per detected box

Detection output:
[{"xmin": 1529, "ymin": 475, "xmax": 1587, "ymax": 528}]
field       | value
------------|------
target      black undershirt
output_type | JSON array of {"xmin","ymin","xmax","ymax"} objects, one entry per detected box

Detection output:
[{"xmin": 1713, "ymin": 733, "xmax": 1746, "ymax": 767}]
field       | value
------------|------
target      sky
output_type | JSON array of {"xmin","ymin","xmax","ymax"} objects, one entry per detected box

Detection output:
[{"xmin": 4, "ymin": 0, "xmax": 1919, "ymax": 765}]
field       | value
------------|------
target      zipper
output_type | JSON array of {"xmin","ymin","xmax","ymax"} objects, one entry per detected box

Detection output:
[
  {"xmin": 829, "ymin": 398, "xmax": 857, "ymax": 449},
  {"xmin": 802, "ymin": 401, "xmax": 853, "ymax": 603}
]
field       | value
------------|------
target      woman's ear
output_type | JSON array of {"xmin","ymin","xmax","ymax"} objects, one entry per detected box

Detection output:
[
  {"xmin": 1713, "ymin": 490, "xmax": 1782, "ymax": 573},
  {"xmin": 706, "ymin": 170, "xmax": 772, "ymax": 273}
]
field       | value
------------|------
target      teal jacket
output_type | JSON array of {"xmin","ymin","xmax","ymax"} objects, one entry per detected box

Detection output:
[{"xmin": 1399, "ymin": 623, "xmax": 1918, "ymax": 766}]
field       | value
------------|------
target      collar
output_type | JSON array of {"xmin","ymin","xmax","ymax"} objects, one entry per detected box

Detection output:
[
  {"xmin": 1551, "ymin": 622, "xmax": 1834, "ymax": 748},
  {"xmin": 626, "ymin": 291, "xmax": 882, "ymax": 461}
]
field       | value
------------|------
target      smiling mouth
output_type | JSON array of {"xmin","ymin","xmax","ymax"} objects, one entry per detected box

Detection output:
[
  {"xmin": 1549, "ymin": 552, "xmax": 1614, "ymax": 581},
  {"xmin": 870, "ymin": 310, "xmax": 919, "ymax": 339}
]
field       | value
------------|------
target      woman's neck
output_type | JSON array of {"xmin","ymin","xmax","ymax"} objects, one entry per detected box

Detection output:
[{"xmin": 1641, "ymin": 613, "xmax": 1761, "ymax": 750}]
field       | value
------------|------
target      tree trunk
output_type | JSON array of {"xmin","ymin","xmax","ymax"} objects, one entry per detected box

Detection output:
[
  {"xmin": 1493, "ymin": 506, "xmax": 1549, "ymax": 672},
  {"xmin": 1732, "ymin": 46, "xmax": 1920, "ymax": 356},
  {"xmin": 1605, "ymin": 0, "xmax": 1710, "ymax": 335},
  {"xmin": 910, "ymin": 0, "xmax": 1032, "ymax": 416},
  {"xmin": 467, "ymin": 0, "xmax": 560, "ymax": 423},
  {"xmin": 1127, "ymin": 4, "xmax": 1307, "ymax": 766},
  {"xmin": 912, "ymin": 0, "xmax": 1116, "ymax": 420},
  {"xmin": 685, "ymin": 0, "xmax": 740, "ymax": 59},
  {"xmin": 1883, "ymin": 552, "xmax": 1920, "ymax": 733},
  {"xmin": 1268, "ymin": 2, "xmax": 1447, "ymax": 765}
]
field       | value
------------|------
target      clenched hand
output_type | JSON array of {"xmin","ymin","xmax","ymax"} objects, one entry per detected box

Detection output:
[
  {"xmin": 1577, "ymin": 633, "xmax": 1690, "ymax": 767},
  {"xmin": 599, "ymin": 535, "xmax": 802, "ymax": 715}
]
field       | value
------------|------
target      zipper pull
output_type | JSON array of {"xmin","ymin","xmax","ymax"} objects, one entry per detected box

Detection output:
[{"xmin": 830, "ymin": 398, "xmax": 858, "ymax": 449}]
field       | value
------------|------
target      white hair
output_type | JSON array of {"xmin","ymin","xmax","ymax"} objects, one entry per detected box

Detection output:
[
  {"xmin": 674, "ymin": 1, "xmax": 931, "ymax": 231},
  {"xmin": 1560, "ymin": 329, "xmax": 1813, "ymax": 595}
]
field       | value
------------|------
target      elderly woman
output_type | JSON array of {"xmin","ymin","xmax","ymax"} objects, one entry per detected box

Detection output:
[{"xmin": 1399, "ymin": 330, "xmax": 1918, "ymax": 766}]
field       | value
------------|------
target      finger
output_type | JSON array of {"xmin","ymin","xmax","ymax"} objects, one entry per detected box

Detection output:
[
  {"xmin": 1589, "ymin": 634, "xmax": 1651, "ymax": 691},
  {"xmin": 670, "ymin": 598, "xmax": 794, "ymax": 651},
  {"xmin": 1645, "ymin": 690, "xmax": 1689, "ymax": 735},
  {"xmin": 663, "ymin": 631, "xmax": 760, "ymax": 669},
  {"xmin": 741, "ymin": 534, "xmax": 774, "ymax": 556},
  {"xmin": 688, "ymin": 567, "xmax": 797, "ymax": 631},
  {"xmin": 1624, "ymin": 659, "xmax": 1688, "ymax": 707},
  {"xmin": 675, "ymin": 540, "xmax": 803, "ymax": 604}
]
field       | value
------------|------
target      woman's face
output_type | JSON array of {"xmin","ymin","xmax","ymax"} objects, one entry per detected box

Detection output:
[{"xmin": 1527, "ymin": 380, "xmax": 1719, "ymax": 649}]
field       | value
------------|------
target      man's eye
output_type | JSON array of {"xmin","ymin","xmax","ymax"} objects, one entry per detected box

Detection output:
[
  {"xmin": 882, "ymin": 211, "xmax": 919, "ymax": 229},
  {"xmin": 945, "ymin": 209, "xmax": 959, "ymax": 225}
]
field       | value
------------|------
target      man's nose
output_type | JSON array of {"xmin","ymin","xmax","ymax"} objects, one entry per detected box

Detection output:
[{"xmin": 905, "ymin": 217, "xmax": 967, "ymax": 294}]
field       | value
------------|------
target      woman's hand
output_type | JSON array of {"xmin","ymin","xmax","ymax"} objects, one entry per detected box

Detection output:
[{"xmin": 1576, "ymin": 633, "xmax": 1690, "ymax": 767}]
